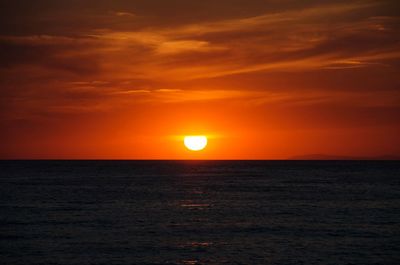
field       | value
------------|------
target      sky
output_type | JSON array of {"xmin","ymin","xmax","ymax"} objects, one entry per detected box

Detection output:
[{"xmin": 0, "ymin": 0, "xmax": 399, "ymax": 159}]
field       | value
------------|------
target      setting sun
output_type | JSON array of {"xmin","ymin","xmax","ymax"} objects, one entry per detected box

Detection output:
[{"xmin": 184, "ymin": 136, "xmax": 208, "ymax": 151}]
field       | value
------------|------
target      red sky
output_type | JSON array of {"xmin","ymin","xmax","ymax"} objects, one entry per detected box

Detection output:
[{"xmin": 0, "ymin": 0, "xmax": 399, "ymax": 159}]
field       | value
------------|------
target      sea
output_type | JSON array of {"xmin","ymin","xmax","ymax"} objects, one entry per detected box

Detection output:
[{"xmin": 0, "ymin": 160, "xmax": 399, "ymax": 265}]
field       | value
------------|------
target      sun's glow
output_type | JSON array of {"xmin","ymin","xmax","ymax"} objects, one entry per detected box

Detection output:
[{"xmin": 184, "ymin": 136, "xmax": 208, "ymax": 151}]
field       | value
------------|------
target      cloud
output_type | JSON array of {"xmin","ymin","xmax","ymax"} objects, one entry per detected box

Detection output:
[
  {"xmin": 0, "ymin": 35, "xmax": 101, "ymax": 76},
  {"xmin": 163, "ymin": 1, "xmax": 377, "ymax": 37},
  {"xmin": 155, "ymin": 40, "xmax": 225, "ymax": 55},
  {"xmin": 72, "ymin": 1, "xmax": 398, "ymax": 82},
  {"xmin": 114, "ymin": 11, "xmax": 136, "ymax": 17},
  {"xmin": 2, "ymin": 1, "xmax": 398, "ymax": 79},
  {"xmin": 0, "ymin": 0, "xmax": 399, "ymax": 122}
]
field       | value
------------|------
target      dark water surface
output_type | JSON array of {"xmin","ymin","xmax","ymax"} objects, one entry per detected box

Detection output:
[{"xmin": 1, "ymin": 160, "xmax": 399, "ymax": 265}]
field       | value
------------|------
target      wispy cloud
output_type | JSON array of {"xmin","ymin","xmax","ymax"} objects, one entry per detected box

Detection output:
[
  {"xmin": 0, "ymin": 0, "xmax": 399, "ymax": 120},
  {"xmin": 113, "ymin": 11, "xmax": 136, "ymax": 17},
  {"xmin": 75, "ymin": 0, "xmax": 399, "ymax": 81}
]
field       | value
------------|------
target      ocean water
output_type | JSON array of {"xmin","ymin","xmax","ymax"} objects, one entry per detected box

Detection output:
[{"xmin": 0, "ymin": 160, "xmax": 399, "ymax": 265}]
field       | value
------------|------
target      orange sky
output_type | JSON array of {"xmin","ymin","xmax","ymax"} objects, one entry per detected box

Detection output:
[{"xmin": 0, "ymin": 0, "xmax": 399, "ymax": 159}]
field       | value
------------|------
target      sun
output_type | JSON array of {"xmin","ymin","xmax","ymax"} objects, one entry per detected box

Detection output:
[{"xmin": 184, "ymin": 136, "xmax": 208, "ymax": 151}]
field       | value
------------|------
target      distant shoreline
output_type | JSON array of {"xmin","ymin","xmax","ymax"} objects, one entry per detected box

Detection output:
[{"xmin": 288, "ymin": 154, "xmax": 400, "ymax": 161}]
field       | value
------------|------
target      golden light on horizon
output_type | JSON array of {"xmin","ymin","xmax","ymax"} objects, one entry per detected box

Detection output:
[{"xmin": 184, "ymin": 136, "xmax": 208, "ymax": 151}]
